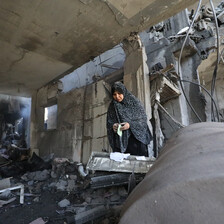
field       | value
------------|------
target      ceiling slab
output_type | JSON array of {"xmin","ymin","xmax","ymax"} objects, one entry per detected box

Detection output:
[
  {"xmin": 0, "ymin": 0, "xmax": 198, "ymax": 96},
  {"xmin": 107, "ymin": 0, "xmax": 156, "ymax": 19}
]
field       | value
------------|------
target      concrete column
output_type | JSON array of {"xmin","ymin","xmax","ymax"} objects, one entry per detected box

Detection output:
[
  {"xmin": 122, "ymin": 34, "xmax": 152, "ymax": 119},
  {"xmin": 30, "ymin": 90, "xmax": 39, "ymax": 155},
  {"xmin": 122, "ymin": 34, "xmax": 153, "ymax": 157},
  {"xmin": 180, "ymin": 55, "xmax": 206, "ymax": 124}
]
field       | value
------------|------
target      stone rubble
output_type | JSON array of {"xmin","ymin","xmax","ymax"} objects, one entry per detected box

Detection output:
[{"xmin": 0, "ymin": 155, "xmax": 134, "ymax": 223}]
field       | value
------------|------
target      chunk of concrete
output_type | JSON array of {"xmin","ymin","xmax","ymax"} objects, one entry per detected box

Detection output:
[
  {"xmin": 58, "ymin": 199, "xmax": 70, "ymax": 208},
  {"xmin": 29, "ymin": 217, "xmax": 46, "ymax": 224},
  {"xmin": 67, "ymin": 179, "xmax": 76, "ymax": 192},
  {"xmin": 56, "ymin": 180, "xmax": 67, "ymax": 191}
]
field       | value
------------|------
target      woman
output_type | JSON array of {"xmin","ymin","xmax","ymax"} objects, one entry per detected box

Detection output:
[{"xmin": 107, "ymin": 82, "xmax": 152, "ymax": 156}]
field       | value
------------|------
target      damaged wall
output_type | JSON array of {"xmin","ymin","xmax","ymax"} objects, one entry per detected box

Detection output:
[
  {"xmin": 201, "ymin": 73, "xmax": 224, "ymax": 121},
  {"xmin": 30, "ymin": 3, "xmax": 224, "ymax": 162},
  {"xmin": 139, "ymin": 9, "xmax": 211, "ymax": 147},
  {"xmin": 30, "ymin": 32, "xmax": 155, "ymax": 163},
  {"xmin": 212, "ymin": 78, "xmax": 224, "ymax": 121},
  {"xmin": 30, "ymin": 79, "xmax": 112, "ymax": 163},
  {"xmin": 60, "ymin": 45, "xmax": 125, "ymax": 93},
  {"xmin": 0, "ymin": 94, "xmax": 31, "ymax": 148},
  {"xmin": 145, "ymin": 10, "xmax": 206, "ymax": 125}
]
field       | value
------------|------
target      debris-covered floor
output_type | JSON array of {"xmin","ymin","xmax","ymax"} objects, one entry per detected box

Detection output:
[
  {"xmin": 0, "ymin": 117, "xmax": 151, "ymax": 224},
  {"xmin": 0, "ymin": 153, "xmax": 147, "ymax": 224}
]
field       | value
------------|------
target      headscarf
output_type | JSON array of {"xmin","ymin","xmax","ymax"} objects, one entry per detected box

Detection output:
[{"xmin": 107, "ymin": 82, "xmax": 151, "ymax": 153}]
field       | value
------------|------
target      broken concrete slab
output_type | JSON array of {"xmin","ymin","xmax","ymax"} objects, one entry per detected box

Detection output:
[{"xmin": 86, "ymin": 152, "xmax": 154, "ymax": 174}]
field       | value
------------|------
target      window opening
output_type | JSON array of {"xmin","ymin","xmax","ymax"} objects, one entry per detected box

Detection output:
[{"xmin": 44, "ymin": 104, "xmax": 57, "ymax": 130}]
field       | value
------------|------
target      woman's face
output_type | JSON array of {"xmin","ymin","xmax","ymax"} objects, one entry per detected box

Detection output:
[{"xmin": 113, "ymin": 91, "xmax": 124, "ymax": 102}]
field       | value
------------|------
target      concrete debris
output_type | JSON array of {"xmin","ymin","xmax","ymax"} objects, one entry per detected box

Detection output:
[
  {"xmin": 0, "ymin": 152, "xmax": 147, "ymax": 223},
  {"xmin": 75, "ymin": 204, "xmax": 87, "ymax": 214},
  {"xmin": 27, "ymin": 180, "xmax": 34, "ymax": 186},
  {"xmin": 21, "ymin": 170, "xmax": 50, "ymax": 182},
  {"xmin": 177, "ymin": 26, "xmax": 193, "ymax": 35},
  {"xmin": 51, "ymin": 157, "xmax": 76, "ymax": 179},
  {"xmin": 91, "ymin": 196, "xmax": 105, "ymax": 204},
  {"xmin": 110, "ymin": 194, "xmax": 120, "ymax": 202},
  {"xmin": 58, "ymin": 198, "xmax": 71, "ymax": 208},
  {"xmin": 67, "ymin": 205, "xmax": 109, "ymax": 224},
  {"xmin": 0, "ymin": 121, "xmax": 29, "ymax": 165},
  {"xmin": 67, "ymin": 179, "xmax": 76, "ymax": 192},
  {"xmin": 90, "ymin": 173, "xmax": 144, "ymax": 189},
  {"xmin": 0, "ymin": 197, "xmax": 16, "ymax": 208},
  {"xmin": 0, "ymin": 189, "xmax": 11, "ymax": 198},
  {"xmin": 55, "ymin": 179, "xmax": 67, "ymax": 191},
  {"xmin": 29, "ymin": 217, "xmax": 46, "ymax": 224},
  {"xmin": 85, "ymin": 196, "xmax": 92, "ymax": 203},
  {"xmin": 0, "ymin": 152, "xmax": 52, "ymax": 178},
  {"xmin": 0, "ymin": 177, "xmax": 11, "ymax": 190},
  {"xmin": 87, "ymin": 152, "xmax": 154, "ymax": 174},
  {"xmin": 202, "ymin": 5, "xmax": 213, "ymax": 18},
  {"xmin": 118, "ymin": 187, "xmax": 128, "ymax": 197},
  {"xmin": 33, "ymin": 197, "xmax": 40, "ymax": 202},
  {"xmin": 127, "ymin": 172, "xmax": 136, "ymax": 194},
  {"xmin": 69, "ymin": 174, "xmax": 77, "ymax": 180}
]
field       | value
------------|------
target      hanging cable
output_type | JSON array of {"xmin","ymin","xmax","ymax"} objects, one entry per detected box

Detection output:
[
  {"xmin": 209, "ymin": 0, "xmax": 220, "ymax": 121},
  {"xmin": 178, "ymin": 0, "xmax": 203, "ymax": 122},
  {"xmin": 180, "ymin": 79, "xmax": 220, "ymax": 121}
]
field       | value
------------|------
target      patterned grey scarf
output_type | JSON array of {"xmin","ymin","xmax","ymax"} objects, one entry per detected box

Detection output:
[{"xmin": 107, "ymin": 82, "xmax": 151, "ymax": 152}]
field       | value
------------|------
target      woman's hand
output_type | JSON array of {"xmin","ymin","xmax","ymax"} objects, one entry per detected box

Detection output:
[
  {"xmin": 120, "ymin": 122, "xmax": 130, "ymax": 131},
  {"xmin": 113, "ymin": 123, "xmax": 119, "ymax": 133}
]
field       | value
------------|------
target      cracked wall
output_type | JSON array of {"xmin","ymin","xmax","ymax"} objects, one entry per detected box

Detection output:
[
  {"xmin": 30, "ymin": 76, "xmax": 115, "ymax": 163},
  {"xmin": 30, "ymin": 2, "xmax": 224, "ymax": 161}
]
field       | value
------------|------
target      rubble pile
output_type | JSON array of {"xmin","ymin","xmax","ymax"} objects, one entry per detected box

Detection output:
[
  {"xmin": 0, "ymin": 155, "xmax": 135, "ymax": 224},
  {"xmin": 0, "ymin": 121, "xmax": 31, "ymax": 174}
]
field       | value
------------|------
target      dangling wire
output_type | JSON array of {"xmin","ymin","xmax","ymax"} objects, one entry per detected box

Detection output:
[
  {"xmin": 180, "ymin": 79, "xmax": 220, "ymax": 121},
  {"xmin": 178, "ymin": 0, "xmax": 203, "ymax": 122},
  {"xmin": 209, "ymin": 0, "xmax": 220, "ymax": 121}
]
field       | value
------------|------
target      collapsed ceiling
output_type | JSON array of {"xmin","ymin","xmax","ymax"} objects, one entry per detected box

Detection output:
[{"xmin": 0, "ymin": 0, "xmax": 198, "ymax": 97}]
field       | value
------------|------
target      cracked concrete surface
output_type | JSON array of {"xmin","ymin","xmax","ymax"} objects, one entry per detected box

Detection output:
[{"xmin": 0, "ymin": 0, "xmax": 198, "ymax": 96}]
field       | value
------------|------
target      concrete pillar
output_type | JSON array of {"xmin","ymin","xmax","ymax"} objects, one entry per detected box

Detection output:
[
  {"xmin": 122, "ymin": 33, "xmax": 152, "ymax": 119},
  {"xmin": 179, "ymin": 54, "xmax": 206, "ymax": 124},
  {"xmin": 122, "ymin": 34, "xmax": 153, "ymax": 157},
  {"xmin": 30, "ymin": 90, "xmax": 39, "ymax": 155}
]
